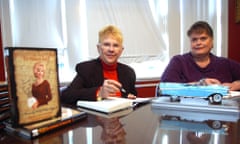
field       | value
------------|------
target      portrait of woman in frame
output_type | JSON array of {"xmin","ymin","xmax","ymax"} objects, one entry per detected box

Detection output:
[{"xmin": 5, "ymin": 47, "xmax": 61, "ymax": 126}]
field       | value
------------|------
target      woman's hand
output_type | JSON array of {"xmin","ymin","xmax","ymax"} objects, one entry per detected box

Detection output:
[
  {"xmin": 222, "ymin": 80, "xmax": 240, "ymax": 91},
  {"xmin": 127, "ymin": 93, "xmax": 136, "ymax": 99},
  {"xmin": 32, "ymin": 101, "xmax": 39, "ymax": 109},
  {"xmin": 199, "ymin": 78, "xmax": 221, "ymax": 85},
  {"xmin": 98, "ymin": 79, "xmax": 137, "ymax": 99},
  {"xmin": 199, "ymin": 78, "xmax": 240, "ymax": 91},
  {"xmin": 99, "ymin": 79, "xmax": 122, "ymax": 98}
]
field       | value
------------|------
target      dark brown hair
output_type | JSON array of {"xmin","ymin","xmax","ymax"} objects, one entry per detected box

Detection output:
[{"xmin": 187, "ymin": 21, "xmax": 213, "ymax": 38}]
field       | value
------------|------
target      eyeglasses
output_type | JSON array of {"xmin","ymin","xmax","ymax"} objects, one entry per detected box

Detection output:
[{"xmin": 99, "ymin": 42, "xmax": 122, "ymax": 49}]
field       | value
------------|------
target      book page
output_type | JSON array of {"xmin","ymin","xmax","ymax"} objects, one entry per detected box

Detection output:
[{"xmin": 77, "ymin": 97, "xmax": 132, "ymax": 113}]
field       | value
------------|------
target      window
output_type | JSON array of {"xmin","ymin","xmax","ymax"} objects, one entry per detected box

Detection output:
[{"xmin": 0, "ymin": 0, "xmax": 228, "ymax": 82}]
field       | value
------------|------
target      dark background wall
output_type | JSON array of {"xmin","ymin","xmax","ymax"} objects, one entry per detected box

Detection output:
[{"xmin": 228, "ymin": 0, "xmax": 240, "ymax": 62}]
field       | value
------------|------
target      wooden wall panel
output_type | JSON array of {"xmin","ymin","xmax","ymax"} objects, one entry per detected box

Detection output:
[{"xmin": 135, "ymin": 79, "xmax": 159, "ymax": 98}]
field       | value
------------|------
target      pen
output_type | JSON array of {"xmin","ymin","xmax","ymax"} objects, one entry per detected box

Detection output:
[
  {"xmin": 104, "ymin": 78, "xmax": 127, "ymax": 96},
  {"xmin": 120, "ymin": 87, "xmax": 128, "ymax": 97},
  {"xmin": 120, "ymin": 87, "xmax": 127, "ymax": 94}
]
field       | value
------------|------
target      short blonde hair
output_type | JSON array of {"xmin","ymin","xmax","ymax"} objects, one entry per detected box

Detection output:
[
  {"xmin": 33, "ymin": 62, "xmax": 45, "ymax": 76},
  {"xmin": 98, "ymin": 25, "xmax": 123, "ymax": 45},
  {"xmin": 33, "ymin": 62, "xmax": 45, "ymax": 70}
]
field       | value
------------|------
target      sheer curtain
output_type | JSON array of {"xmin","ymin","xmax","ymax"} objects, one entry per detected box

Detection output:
[{"xmin": 0, "ymin": 0, "xmax": 228, "ymax": 82}]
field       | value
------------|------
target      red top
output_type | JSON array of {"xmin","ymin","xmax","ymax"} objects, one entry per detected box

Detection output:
[{"xmin": 97, "ymin": 60, "xmax": 121, "ymax": 97}]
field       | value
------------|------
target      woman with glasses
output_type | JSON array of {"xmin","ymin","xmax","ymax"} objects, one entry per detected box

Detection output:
[{"xmin": 61, "ymin": 25, "xmax": 137, "ymax": 105}]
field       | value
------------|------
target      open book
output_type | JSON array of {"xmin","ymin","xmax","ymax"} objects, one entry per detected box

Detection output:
[
  {"xmin": 77, "ymin": 97, "xmax": 153, "ymax": 114},
  {"xmin": 78, "ymin": 106, "xmax": 133, "ymax": 119}
]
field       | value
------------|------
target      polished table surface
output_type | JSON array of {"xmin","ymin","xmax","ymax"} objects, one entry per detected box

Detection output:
[{"xmin": 0, "ymin": 103, "xmax": 240, "ymax": 144}]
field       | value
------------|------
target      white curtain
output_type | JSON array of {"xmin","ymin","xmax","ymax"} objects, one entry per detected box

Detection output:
[{"xmin": 0, "ymin": 0, "xmax": 228, "ymax": 81}]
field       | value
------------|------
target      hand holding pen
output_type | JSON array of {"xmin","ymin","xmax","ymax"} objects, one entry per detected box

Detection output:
[{"xmin": 98, "ymin": 79, "xmax": 136, "ymax": 99}]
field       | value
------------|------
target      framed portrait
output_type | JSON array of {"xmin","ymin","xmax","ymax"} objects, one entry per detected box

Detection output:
[{"xmin": 5, "ymin": 47, "xmax": 61, "ymax": 127}]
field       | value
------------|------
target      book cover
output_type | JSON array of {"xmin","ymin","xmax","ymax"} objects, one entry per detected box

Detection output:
[
  {"xmin": 77, "ymin": 97, "xmax": 133, "ymax": 113},
  {"xmin": 4, "ymin": 47, "xmax": 61, "ymax": 126},
  {"xmin": 4, "ymin": 106, "xmax": 87, "ymax": 139}
]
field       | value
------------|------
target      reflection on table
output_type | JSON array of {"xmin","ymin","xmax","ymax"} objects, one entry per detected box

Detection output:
[
  {"xmin": 97, "ymin": 116, "xmax": 126, "ymax": 144},
  {"xmin": 151, "ymin": 98, "xmax": 240, "ymax": 144},
  {"xmin": 0, "ymin": 101, "xmax": 240, "ymax": 144}
]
